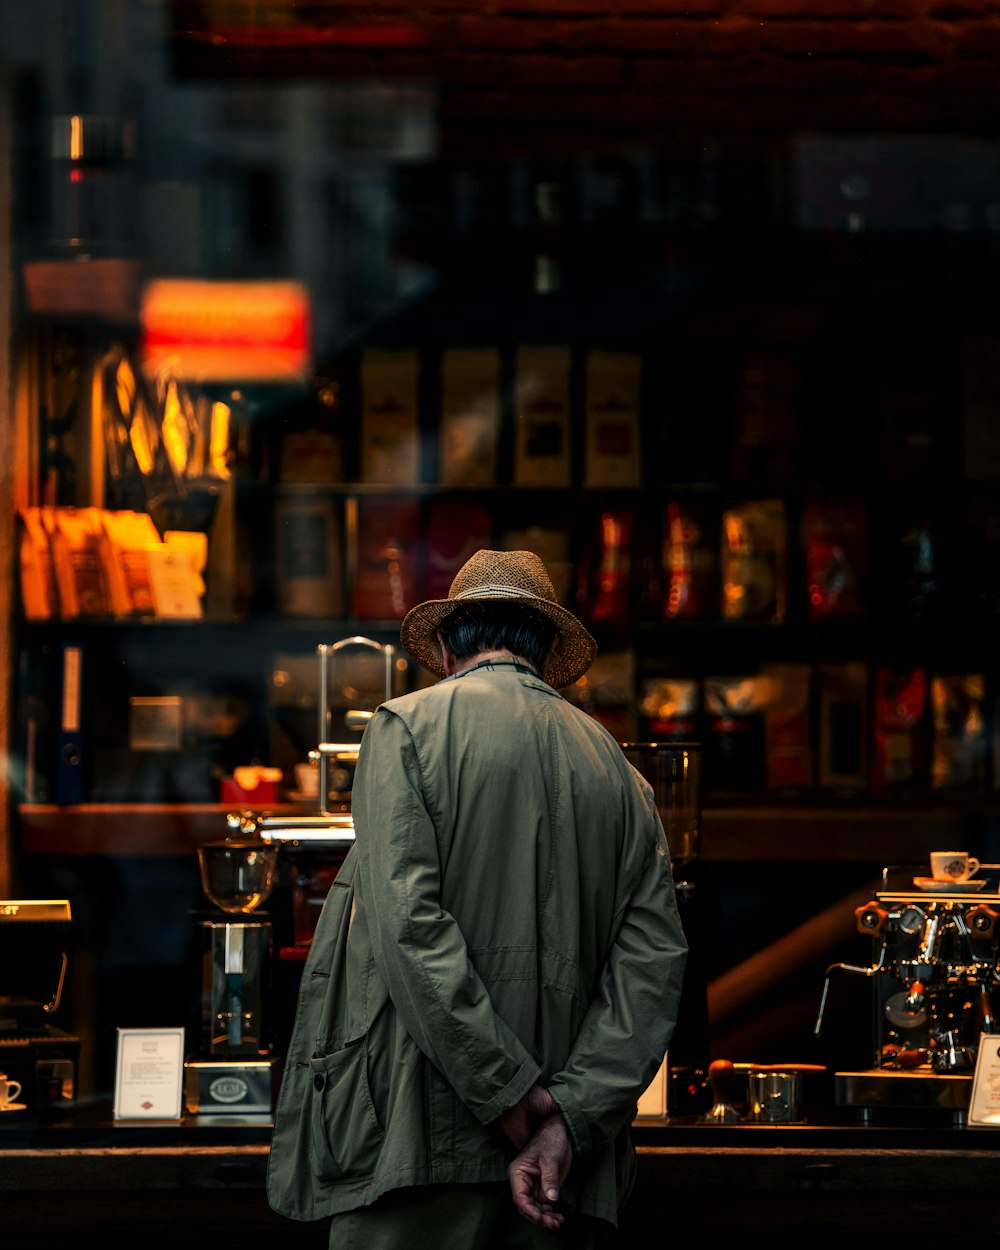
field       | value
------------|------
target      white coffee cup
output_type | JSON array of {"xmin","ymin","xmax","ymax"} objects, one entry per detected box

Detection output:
[
  {"xmin": 0, "ymin": 1074, "xmax": 23, "ymax": 1107},
  {"xmin": 930, "ymin": 851, "xmax": 980, "ymax": 882},
  {"xmin": 294, "ymin": 761, "xmax": 320, "ymax": 798}
]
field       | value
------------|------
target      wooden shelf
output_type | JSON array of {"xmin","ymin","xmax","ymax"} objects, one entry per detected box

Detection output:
[
  {"xmin": 15, "ymin": 803, "xmax": 290, "ymax": 857},
  {"xmin": 700, "ymin": 803, "xmax": 999, "ymax": 862},
  {"xmin": 15, "ymin": 801, "xmax": 997, "ymax": 860}
]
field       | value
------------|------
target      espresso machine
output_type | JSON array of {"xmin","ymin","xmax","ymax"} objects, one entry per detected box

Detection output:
[
  {"xmin": 184, "ymin": 836, "xmax": 280, "ymax": 1121},
  {"xmin": 816, "ymin": 863, "xmax": 1000, "ymax": 1123},
  {"xmin": 619, "ymin": 741, "xmax": 711, "ymax": 1115},
  {"xmin": 0, "ymin": 899, "xmax": 78, "ymax": 1112}
]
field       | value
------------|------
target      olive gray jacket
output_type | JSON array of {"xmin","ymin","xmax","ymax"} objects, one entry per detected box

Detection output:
[{"xmin": 266, "ymin": 662, "xmax": 688, "ymax": 1229}]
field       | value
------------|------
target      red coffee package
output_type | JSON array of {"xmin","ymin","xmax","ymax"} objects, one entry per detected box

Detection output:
[
  {"xmin": 578, "ymin": 508, "xmax": 635, "ymax": 625},
  {"xmin": 803, "ymin": 497, "xmax": 868, "ymax": 620},
  {"xmin": 763, "ymin": 663, "xmax": 813, "ymax": 792},
  {"xmin": 350, "ymin": 496, "xmax": 422, "ymax": 620},
  {"xmin": 662, "ymin": 499, "xmax": 719, "ymax": 621},
  {"xmin": 420, "ymin": 498, "xmax": 493, "ymax": 601},
  {"xmin": 871, "ymin": 666, "xmax": 927, "ymax": 791}
]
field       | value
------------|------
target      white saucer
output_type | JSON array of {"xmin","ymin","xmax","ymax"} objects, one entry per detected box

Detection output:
[
  {"xmin": 913, "ymin": 877, "xmax": 986, "ymax": 893},
  {"xmin": 0, "ymin": 1103, "xmax": 26, "ymax": 1112}
]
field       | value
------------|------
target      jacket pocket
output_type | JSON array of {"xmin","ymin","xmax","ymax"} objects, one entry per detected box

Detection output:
[{"xmin": 309, "ymin": 1038, "xmax": 385, "ymax": 1183}]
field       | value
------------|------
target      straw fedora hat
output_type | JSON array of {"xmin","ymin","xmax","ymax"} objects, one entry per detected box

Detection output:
[{"xmin": 400, "ymin": 549, "xmax": 597, "ymax": 689}]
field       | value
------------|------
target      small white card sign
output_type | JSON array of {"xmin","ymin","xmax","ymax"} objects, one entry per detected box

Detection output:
[
  {"xmin": 968, "ymin": 1033, "xmax": 1000, "ymax": 1127},
  {"xmin": 113, "ymin": 1027, "xmax": 185, "ymax": 1122}
]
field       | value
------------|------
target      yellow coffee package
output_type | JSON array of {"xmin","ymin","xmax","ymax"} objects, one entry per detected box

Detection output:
[
  {"xmin": 50, "ymin": 507, "xmax": 110, "ymax": 618},
  {"xmin": 439, "ymin": 347, "xmax": 499, "ymax": 486},
  {"xmin": 360, "ymin": 348, "xmax": 421, "ymax": 484},
  {"xmin": 98, "ymin": 509, "xmax": 161, "ymax": 617},
  {"xmin": 18, "ymin": 506, "xmax": 58, "ymax": 620}
]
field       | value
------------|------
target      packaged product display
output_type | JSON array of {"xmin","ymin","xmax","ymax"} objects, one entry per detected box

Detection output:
[
  {"xmin": 350, "ymin": 495, "xmax": 422, "ymax": 620},
  {"xmin": 49, "ymin": 507, "xmax": 109, "ymax": 618},
  {"xmin": 639, "ymin": 676, "xmax": 700, "ymax": 742},
  {"xmin": 273, "ymin": 490, "xmax": 344, "ymax": 619},
  {"xmin": 817, "ymin": 661, "xmax": 869, "ymax": 790},
  {"xmin": 420, "ymin": 497, "xmax": 493, "ymax": 601},
  {"xmin": 871, "ymin": 667, "xmax": 927, "ymax": 790},
  {"xmin": 703, "ymin": 673, "xmax": 768, "ymax": 792},
  {"xmin": 513, "ymin": 344, "xmax": 572, "ymax": 486},
  {"xmin": 17, "ymin": 507, "xmax": 58, "ymax": 620},
  {"xmin": 762, "ymin": 663, "xmax": 813, "ymax": 791},
  {"xmin": 661, "ymin": 498, "xmax": 719, "ymax": 621},
  {"xmin": 931, "ymin": 673, "xmax": 989, "ymax": 792},
  {"xmin": 438, "ymin": 347, "xmax": 500, "ymax": 486},
  {"xmin": 501, "ymin": 523, "xmax": 574, "ymax": 607},
  {"xmin": 720, "ymin": 498, "xmax": 786, "ymax": 622},
  {"xmin": 803, "ymin": 497, "xmax": 868, "ymax": 620},
  {"xmin": 360, "ymin": 348, "xmax": 421, "ymax": 484},
  {"xmin": 583, "ymin": 349, "xmax": 642, "ymax": 487},
  {"xmin": 579, "ymin": 507, "xmax": 635, "ymax": 624}
]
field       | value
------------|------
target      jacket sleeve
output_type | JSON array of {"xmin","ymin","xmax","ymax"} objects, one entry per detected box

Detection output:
[
  {"xmin": 352, "ymin": 707, "xmax": 541, "ymax": 1125},
  {"xmin": 548, "ymin": 783, "xmax": 688, "ymax": 1157}
]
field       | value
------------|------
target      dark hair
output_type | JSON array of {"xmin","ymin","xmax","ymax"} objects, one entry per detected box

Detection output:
[{"xmin": 437, "ymin": 601, "xmax": 558, "ymax": 673}]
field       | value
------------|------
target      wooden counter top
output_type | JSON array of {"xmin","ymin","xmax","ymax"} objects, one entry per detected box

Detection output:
[{"xmin": 3, "ymin": 1116, "xmax": 1000, "ymax": 1246}]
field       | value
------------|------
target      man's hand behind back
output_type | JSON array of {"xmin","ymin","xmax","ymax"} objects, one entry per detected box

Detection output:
[
  {"xmin": 497, "ymin": 1083, "xmax": 557, "ymax": 1150},
  {"xmin": 507, "ymin": 1112, "xmax": 573, "ymax": 1231}
]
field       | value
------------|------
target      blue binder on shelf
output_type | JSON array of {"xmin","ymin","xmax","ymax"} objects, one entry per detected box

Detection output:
[{"xmin": 57, "ymin": 642, "xmax": 85, "ymax": 805}]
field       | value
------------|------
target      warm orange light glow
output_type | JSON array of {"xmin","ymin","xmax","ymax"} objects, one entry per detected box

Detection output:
[
  {"xmin": 69, "ymin": 115, "xmax": 83, "ymax": 161},
  {"xmin": 140, "ymin": 278, "xmax": 310, "ymax": 382}
]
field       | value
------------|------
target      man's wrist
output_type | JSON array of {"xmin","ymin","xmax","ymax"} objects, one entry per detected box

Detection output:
[{"xmin": 547, "ymin": 1087, "xmax": 590, "ymax": 1156}]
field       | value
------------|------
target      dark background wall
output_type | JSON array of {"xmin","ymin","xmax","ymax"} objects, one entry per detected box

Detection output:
[{"xmin": 171, "ymin": 0, "xmax": 1000, "ymax": 148}]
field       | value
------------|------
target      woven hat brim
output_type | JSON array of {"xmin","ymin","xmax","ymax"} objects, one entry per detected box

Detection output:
[{"xmin": 400, "ymin": 591, "xmax": 597, "ymax": 689}]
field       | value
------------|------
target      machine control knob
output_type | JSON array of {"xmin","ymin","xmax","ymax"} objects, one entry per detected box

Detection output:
[{"xmin": 855, "ymin": 902, "xmax": 888, "ymax": 935}]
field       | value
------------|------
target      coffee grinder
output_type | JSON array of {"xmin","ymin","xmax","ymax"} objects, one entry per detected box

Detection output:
[
  {"xmin": 620, "ymin": 741, "xmax": 711, "ymax": 1115},
  {"xmin": 184, "ymin": 835, "xmax": 279, "ymax": 1122}
]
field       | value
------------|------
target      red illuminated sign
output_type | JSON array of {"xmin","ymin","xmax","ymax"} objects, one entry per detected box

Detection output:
[{"xmin": 140, "ymin": 279, "xmax": 310, "ymax": 382}]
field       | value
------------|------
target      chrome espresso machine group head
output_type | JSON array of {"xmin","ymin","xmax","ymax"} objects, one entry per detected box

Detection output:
[
  {"xmin": 817, "ymin": 864, "xmax": 1000, "ymax": 1122},
  {"xmin": 230, "ymin": 638, "xmax": 399, "ymax": 961},
  {"xmin": 247, "ymin": 636, "xmax": 399, "ymax": 856}
]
